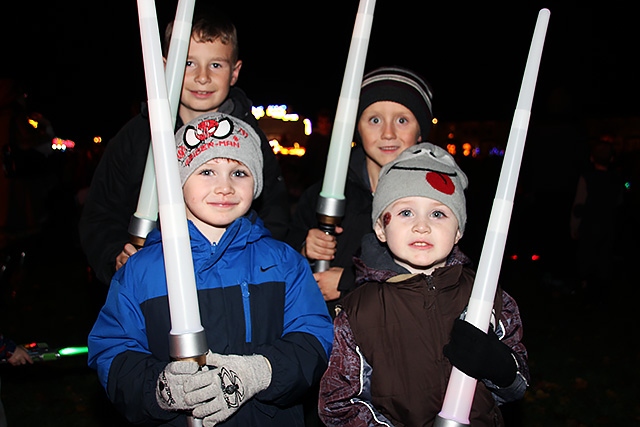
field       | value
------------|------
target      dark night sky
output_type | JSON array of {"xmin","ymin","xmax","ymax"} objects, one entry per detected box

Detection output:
[{"xmin": 2, "ymin": 1, "xmax": 639, "ymax": 144}]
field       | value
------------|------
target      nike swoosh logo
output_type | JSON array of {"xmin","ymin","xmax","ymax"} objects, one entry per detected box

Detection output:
[{"xmin": 260, "ymin": 265, "xmax": 276, "ymax": 272}]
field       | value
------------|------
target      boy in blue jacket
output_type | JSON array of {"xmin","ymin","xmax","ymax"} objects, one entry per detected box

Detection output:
[{"xmin": 88, "ymin": 112, "xmax": 333, "ymax": 427}]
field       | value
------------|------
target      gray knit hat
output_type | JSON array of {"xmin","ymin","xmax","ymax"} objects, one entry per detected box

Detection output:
[
  {"xmin": 175, "ymin": 112, "xmax": 263, "ymax": 198},
  {"xmin": 357, "ymin": 66, "xmax": 434, "ymax": 139},
  {"xmin": 372, "ymin": 142, "xmax": 468, "ymax": 234}
]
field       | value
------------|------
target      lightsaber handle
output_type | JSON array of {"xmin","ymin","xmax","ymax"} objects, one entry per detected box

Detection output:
[
  {"xmin": 435, "ymin": 8, "xmax": 550, "ymax": 426},
  {"xmin": 313, "ymin": 218, "xmax": 341, "ymax": 273}
]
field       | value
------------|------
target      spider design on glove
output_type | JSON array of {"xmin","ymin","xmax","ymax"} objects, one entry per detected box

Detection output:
[
  {"xmin": 158, "ymin": 370, "xmax": 176, "ymax": 405},
  {"xmin": 219, "ymin": 366, "xmax": 245, "ymax": 408}
]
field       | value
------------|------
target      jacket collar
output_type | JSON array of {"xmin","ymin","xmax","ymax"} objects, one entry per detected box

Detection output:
[
  {"xmin": 145, "ymin": 210, "xmax": 266, "ymax": 257},
  {"xmin": 354, "ymin": 232, "xmax": 472, "ymax": 286}
]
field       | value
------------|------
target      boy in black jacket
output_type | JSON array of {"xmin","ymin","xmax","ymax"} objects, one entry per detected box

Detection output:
[{"xmin": 79, "ymin": 8, "xmax": 289, "ymax": 286}]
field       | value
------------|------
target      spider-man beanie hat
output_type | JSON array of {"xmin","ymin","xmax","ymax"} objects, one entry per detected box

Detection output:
[{"xmin": 175, "ymin": 112, "xmax": 263, "ymax": 198}]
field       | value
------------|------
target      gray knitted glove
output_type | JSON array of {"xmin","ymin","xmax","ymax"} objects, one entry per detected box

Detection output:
[
  {"xmin": 156, "ymin": 360, "xmax": 201, "ymax": 411},
  {"xmin": 186, "ymin": 352, "xmax": 272, "ymax": 425}
]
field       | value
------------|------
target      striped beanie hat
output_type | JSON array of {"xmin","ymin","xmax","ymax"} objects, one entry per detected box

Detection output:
[{"xmin": 357, "ymin": 66, "xmax": 434, "ymax": 139}]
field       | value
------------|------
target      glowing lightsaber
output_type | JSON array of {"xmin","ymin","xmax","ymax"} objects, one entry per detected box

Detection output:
[
  {"xmin": 137, "ymin": 0, "xmax": 206, "ymax": 357},
  {"xmin": 0, "ymin": 343, "xmax": 88, "ymax": 363},
  {"xmin": 138, "ymin": 4, "xmax": 206, "ymax": 425},
  {"xmin": 129, "ymin": 0, "xmax": 195, "ymax": 247},
  {"xmin": 315, "ymin": 0, "xmax": 376, "ymax": 272},
  {"xmin": 434, "ymin": 9, "xmax": 550, "ymax": 427}
]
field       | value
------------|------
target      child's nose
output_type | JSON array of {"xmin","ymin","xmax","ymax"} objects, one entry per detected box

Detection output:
[
  {"xmin": 412, "ymin": 219, "xmax": 431, "ymax": 233},
  {"xmin": 381, "ymin": 122, "xmax": 396, "ymax": 140},
  {"xmin": 195, "ymin": 69, "xmax": 211, "ymax": 84},
  {"xmin": 214, "ymin": 179, "xmax": 234, "ymax": 194}
]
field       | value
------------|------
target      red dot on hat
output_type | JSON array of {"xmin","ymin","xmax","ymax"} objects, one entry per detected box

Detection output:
[{"xmin": 425, "ymin": 171, "xmax": 455, "ymax": 195}]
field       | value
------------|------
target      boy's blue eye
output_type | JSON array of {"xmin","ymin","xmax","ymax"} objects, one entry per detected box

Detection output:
[
  {"xmin": 432, "ymin": 210, "xmax": 446, "ymax": 218},
  {"xmin": 399, "ymin": 209, "xmax": 413, "ymax": 217}
]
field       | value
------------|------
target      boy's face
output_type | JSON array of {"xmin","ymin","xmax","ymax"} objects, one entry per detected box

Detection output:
[
  {"xmin": 357, "ymin": 101, "xmax": 422, "ymax": 170},
  {"xmin": 183, "ymin": 158, "xmax": 254, "ymax": 242},
  {"xmin": 179, "ymin": 38, "xmax": 242, "ymax": 123},
  {"xmin": 374, "ymin": 196, "xmax": 461, "ymax": 275}
]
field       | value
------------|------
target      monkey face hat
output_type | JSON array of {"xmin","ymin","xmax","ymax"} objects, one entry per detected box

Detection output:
[
  {"xmin": 372, "ymin": 142, "xmax": 469, "ymax": 234},
  {"xmin": 175, "ymin": 112, "xmax": 263, "ymax": 198}
]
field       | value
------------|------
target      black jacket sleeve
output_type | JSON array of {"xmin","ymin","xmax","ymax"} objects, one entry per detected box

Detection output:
[
  {"xmin": 285, "ymin": 182, "xmax": 321, "ymax": 251},
  {"xmin": 251, "ymin": 126, "xmax": 291, "ymax": 241},
  {"xmin": 78, "ymin": 114, "xmax": 152, "ymax": 285}
]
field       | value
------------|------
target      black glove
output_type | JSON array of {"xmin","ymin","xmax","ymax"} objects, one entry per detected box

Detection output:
[{"xmin": 443, "ymin": 318, "xmax": 517, "ymax": 387}]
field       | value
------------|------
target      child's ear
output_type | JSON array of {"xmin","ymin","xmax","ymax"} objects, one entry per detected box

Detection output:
[
  {"xmin": 373, "ymin": 218, "xmax": 387, "ymax": 243},
  {"xmin": 230, "ymin": 60, "xmax": 243, "ymax": 86},
  {"xmin": 454, "ymin": 229, "xmax": 462, "ymax": 244}
]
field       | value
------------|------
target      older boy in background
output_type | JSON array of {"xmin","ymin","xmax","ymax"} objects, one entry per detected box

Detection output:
[
  {"xmin": 79, "ymin": 8, "xmax": 289, "ymax": 287},
  {"xmin": 286, "ymin": 66, "xmax": 434, "ymax": 316}
]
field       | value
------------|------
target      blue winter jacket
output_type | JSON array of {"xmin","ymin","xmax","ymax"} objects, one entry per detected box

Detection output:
[{"xmin": 88, "ymin": 211, "xmax": 333, "ymax": 426}]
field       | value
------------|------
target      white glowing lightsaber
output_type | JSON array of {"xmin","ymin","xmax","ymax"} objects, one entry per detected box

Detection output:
[
  {"xmin": 137, "ymin": 0, "xmax": 207, "ymax": 363},
  {"xmin": 435, "ymin": 9, "xmax": 550, "ymax": 427},
  {"xmin": 129, "ymin": 0, "xmax": 196, "ymax": 247},
  {"xmin": 315, "ymin": 0, "xmax": 376, "ymax": 272}
]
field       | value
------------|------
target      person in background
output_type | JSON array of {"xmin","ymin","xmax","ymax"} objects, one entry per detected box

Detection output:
[
  {"xmin": 1, "ymin": 332, "xmax": 33, "ymax": 427},
  {"xmin": 0, "ymin": 78, "xmax": 56, "ymax": 247},
  {"xmin": 318, "ymin": 143, "xmax": 529, "ymax": 426},
  {"xmin": 78, "ymin": 7, "xmax": 290, "ymax": 287},
  {"xmin": 88, "ymin": 113, "xmax": 333, "ymax": 427},
  {"xmin": 570, "ymin": 139, "xmax": 625, "ymax": 301},
  {"xmin": 286, "ymin": 66, "xmax": 434, "ymax": 317}
]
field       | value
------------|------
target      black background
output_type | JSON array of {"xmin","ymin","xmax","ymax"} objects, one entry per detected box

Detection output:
[{"xmin": 2, "ymin": 1, "xmax": 638, "ymax": 144}]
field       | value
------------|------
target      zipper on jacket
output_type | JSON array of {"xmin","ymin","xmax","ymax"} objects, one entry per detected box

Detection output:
[
  {"xmin": 241, "ymin": 281, "xmax": 251, "ymax": 342},
  {"xmin": 426, "ymin": 274, "xmax": 436, "ymax": 291}
]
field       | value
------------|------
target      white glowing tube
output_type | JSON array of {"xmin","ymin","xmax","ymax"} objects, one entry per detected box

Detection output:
[
  {"xmin": 137, "ymin": 0, "xmax": 202, "ymax": 336},
  {"xmin": 164, "ymin": 0, "xmax": 195, "ymax": 118},
  {"xmin": 133, "ymin": 147, "xmax": 159, "ymax": 230},
  {"xmin": 436, "ymin": 9, "xmax": 550, "ymax": 426},
  {"xmin": 319, "ymin": 0, "xmax": 376, "ymax": 200},
  {"xmin": 132, "ymin": 0, "xmax": 195, "ymax": 241}
]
